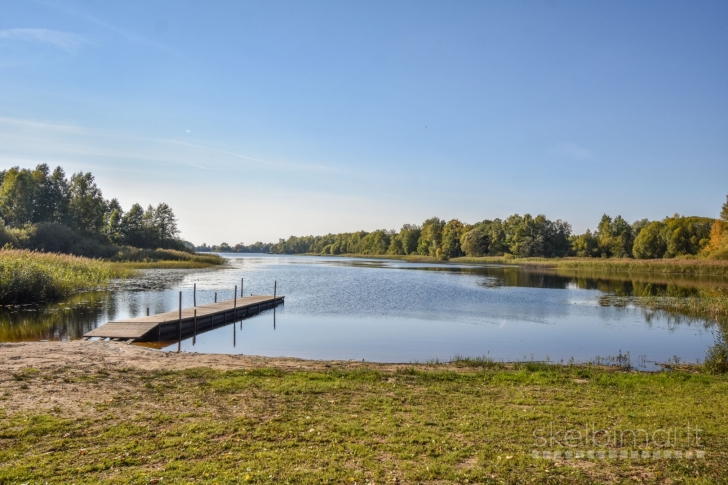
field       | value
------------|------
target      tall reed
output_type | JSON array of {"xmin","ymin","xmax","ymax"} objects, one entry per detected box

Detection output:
[
  {"xmin": 110, "ymin": 248, "xmax": 225, "ymax": 266},
  {"xmin": 452, "ymin": 256, "xmax": 728, "ymax": 276},
  {"xmin": 0, "ymin": 250, "xmax": 117, "ymax": 304}
]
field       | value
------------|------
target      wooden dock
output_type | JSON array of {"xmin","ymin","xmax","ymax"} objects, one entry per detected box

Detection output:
[{"xmin": 83, "ymin": 295, "xmax": 284, "ymax": 342}]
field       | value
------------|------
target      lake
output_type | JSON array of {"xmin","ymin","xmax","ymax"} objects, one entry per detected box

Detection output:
[{"xmin": 1, "ymin": 254, "xmax": 724, "ymax": 369}]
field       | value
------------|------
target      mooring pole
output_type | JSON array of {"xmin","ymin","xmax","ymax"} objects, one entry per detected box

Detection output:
[
  {"xmin": 215, "ymin": 292, "xmax": 217, "ymax": 303},
  {"xmin": 233, "ymin": 285, "xmax": 237, "ymax": 348},
  {"xmin": 177, "ymin": 291, "xmax": 182, "ymax": 353},
  {"xmin": 193, "ymin": 283, "xmax": 197, "ymax": 307},
  {"xmin": 146, "ymin": 307, "xmax": 149, "ymax": 316},
  {"xmin": 193, "ymin": 309, "xmax": 197, "ymax": 345},
  {"xmin": 241, "ymin": 278, "xmax": 244, "ymax": 297},
  {"xmin": 274, "ymin": 280, "xmax": 277, "ymax": 302}
]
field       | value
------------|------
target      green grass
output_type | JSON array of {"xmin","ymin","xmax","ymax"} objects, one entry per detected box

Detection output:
[
  {"xmin": 1, "ymin": 364, "xmax": 726, "ymax": 484},
  {"xmin": 0, "ymin": 249, "xmax": 122, "ymax": 304}
]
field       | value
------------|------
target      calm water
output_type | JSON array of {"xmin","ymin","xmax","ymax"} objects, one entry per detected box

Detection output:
[{"xmin": 1, "ymin": 254, "xmax": 724, "ymax": 369}]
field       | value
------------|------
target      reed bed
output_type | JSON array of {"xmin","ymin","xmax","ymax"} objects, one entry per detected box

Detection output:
[
  {"xmin": 110, "ymin": 260, "xmax": 220, "ymax": 270},
  {"xmin": 0, "ymin": 250, "xmax": 119, "ymax": 304},
  {"xmin": 554, "ymin": 258, "xmax": 728, "ymax": 276},
  {"xmin": 453, "ymin": 256, "xmax": 728, "ymax": 276},
  {"xmin": 0, "ymin": 248, "xmax": 224, "ymax": 304},
  {"xmin": 110, "ymin": 248, "xmax": 225, "ymax": 266},
  {"xmin": 638, "ymin": 288, "xmax": 728, "ymax": 326}
]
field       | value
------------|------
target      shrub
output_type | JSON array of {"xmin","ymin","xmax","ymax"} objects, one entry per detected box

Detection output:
[{"xmin": 704, "ymin": 334, "xmax": 728, "ymax": 374}]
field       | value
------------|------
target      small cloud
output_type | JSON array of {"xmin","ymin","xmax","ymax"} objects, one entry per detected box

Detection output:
[
  {"xmin": 554, "ymin": 142, "xmax": 593, "ymax": 161},
  {"xmin": 0, "ymin": 28, "xmax": 86, "ymax": 53}
]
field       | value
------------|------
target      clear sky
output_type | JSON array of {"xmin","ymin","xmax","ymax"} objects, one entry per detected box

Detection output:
[{"xmin": 1, "ymin": 1, "xmax": 727, "ymax": 245}]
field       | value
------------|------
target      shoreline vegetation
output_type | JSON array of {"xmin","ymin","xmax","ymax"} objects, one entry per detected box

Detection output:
[
  {"xmin": 0, "ymin": 164, "xmax": 226, "ymax": 303},
  {"xmin": 0, "ymin": 249, "xmax": 224, "ymax": 305},
  {"xmin": 199, "ymin": 195, "xmax": 728, "ymax": 263},
  {"xmin": 0, "ymin": 250, "xmax": 117, "ymax": 304},
  {"xmin": 108, "ymin": 248, "xmax": 225, "ymax": 269},
  {"xmin": 1, "ymin": 340, "xmax": 727, "ymax": 484},
  {"xmin": 310, "ymin": 252, "xmax": 728, "ymax": 276}
]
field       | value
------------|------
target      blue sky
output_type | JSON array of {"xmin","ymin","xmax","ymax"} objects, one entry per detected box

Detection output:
[{"xmin": 1, "ymin": 1, "xmax": 727, "ymax": 245}]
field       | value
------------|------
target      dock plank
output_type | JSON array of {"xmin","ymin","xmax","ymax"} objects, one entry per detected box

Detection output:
[{"xmin": 83, "ymin": 295, "xmax": 283, "ymax": 340}]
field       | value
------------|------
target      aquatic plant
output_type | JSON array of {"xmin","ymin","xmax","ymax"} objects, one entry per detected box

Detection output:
[{"xmin": 638, "ymin": 288, "xmax": 728, "ymax": 325}]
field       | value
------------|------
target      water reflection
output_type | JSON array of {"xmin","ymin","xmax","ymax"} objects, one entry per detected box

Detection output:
[
  {"xmin": 1, "ymin": 255, "xmax": 725, "ymax": 368},
  {"xmin": 0, "ymin": 292, "xmax": 112, "ymax": 341}
]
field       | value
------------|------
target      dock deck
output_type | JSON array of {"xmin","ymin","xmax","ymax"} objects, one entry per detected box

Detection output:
[{"xmin": 83, "ymin": 295, "xmax": 284, "ymax": 342}]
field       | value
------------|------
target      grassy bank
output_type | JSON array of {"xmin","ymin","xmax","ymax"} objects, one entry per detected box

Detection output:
[
  {"xmin": 109, "ymin": 248, "xmax": 226, "ymax": 269},
  {"xmin": 0, "ymin": 250, "xmax": 121, "ymax": 304},
  {"xmin": 1, "ymin": 362, "xmax": 726, "ymax": 484},
  {"xmin": 0, "ymin": 249, "xmax": 225, "ymax": 304},
  {"xmin": 311, "ymin": 253, "xmax": 444, "ymax": 263},
  {"xmin": 309, "ymin": 253, "xmax": 728, "ymax": 276},
  {"xmin": 454, "ymin": 256, "xmax": 728, "ymax": 276}
]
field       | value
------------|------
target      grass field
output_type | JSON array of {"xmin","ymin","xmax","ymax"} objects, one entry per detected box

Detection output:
[{"xmin": 1, "ymin": 362, "xmax": 726, "ymax": 484}]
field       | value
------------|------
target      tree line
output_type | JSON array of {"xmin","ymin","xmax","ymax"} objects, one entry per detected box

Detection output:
[
  {"xmin": 0, "ymin": 164, "xmax": 187, "ymax": 258},
  {"xmin": 199, "ymin": 195, "xmax": 728, "ymax": 260}
]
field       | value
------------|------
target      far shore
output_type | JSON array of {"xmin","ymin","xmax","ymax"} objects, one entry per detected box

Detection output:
[{"xmin": 290, "ymin": 252, "xmax": 728, "ymax": 276}]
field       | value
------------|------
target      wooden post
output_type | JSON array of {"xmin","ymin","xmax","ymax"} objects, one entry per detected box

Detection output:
[
  {"xmin": 194, "ymin": 283, "xmax": 197, "ymax": 307},
  {"xmin": 193, "ymin": 309, "xmax": 197, "ymax": 345},
  {"xmin": 241, "ymin": 278, "xmax": 244, "ymax": 297},
  {"xmin": 177, "ymin": 291, "xmax": 182, "ymax": 353},
  {"xmin": 274, "ymin": 280, "xmax": 277, "ymax": 301},
  {"xmin": 215, "ymin": 292, "xmax": 217, "ymax": 303},
  {"xmin": 146, "ymin": 307, "xmax": 149, "ymax": 316}
]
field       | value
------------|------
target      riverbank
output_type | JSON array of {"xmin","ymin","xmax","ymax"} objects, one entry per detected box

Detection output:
[
  {"xmin": 319, "ymin": 253, "xmax": 728, "ymax": 276},
  {"xmin": 1, "ymin": 340, "xmax": 727, "ymax": 484}
]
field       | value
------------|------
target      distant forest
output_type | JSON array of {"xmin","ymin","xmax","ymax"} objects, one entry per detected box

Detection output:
[
  {"xmin": 198, "ymin": 196, "xmax": 728, "ymax": 260},
  {"xmin": 0, "ymin": 164, "xmax": 190, "ymax": 258}
]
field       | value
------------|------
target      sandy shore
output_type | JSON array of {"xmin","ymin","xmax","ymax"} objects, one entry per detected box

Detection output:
[
  {"xmin": 0, "ymin": 340, "xmax": 414, "ymax": 417},
  {"xmin": 0, "ymin": 340, "xmax": 415, "ymax": 374}
]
